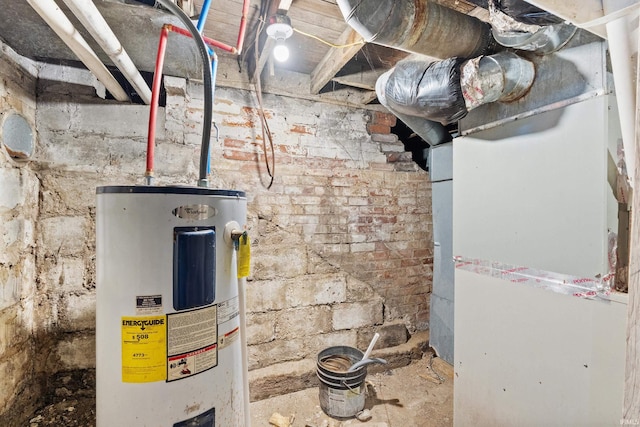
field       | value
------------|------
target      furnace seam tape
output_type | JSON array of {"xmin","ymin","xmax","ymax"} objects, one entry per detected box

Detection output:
[{"xmin": 453, "ymin": 255, "xmax": 618, "ymax": 302}]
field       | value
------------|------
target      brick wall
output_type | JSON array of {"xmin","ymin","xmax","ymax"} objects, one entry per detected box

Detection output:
[
  {"xmin": 0, "ymin": 43, "xmax": 40, "ymax": 420},
  {"xmin": 2, "ymin": 49, "xmax": 433, "ymax": 414}
]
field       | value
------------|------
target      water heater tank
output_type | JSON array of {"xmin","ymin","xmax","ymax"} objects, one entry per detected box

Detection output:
[{"xmin": 96, "ymin": 186, "xmax": 248, "ymax": 426}]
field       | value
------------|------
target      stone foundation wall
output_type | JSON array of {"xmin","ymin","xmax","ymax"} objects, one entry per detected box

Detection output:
[{"xmin": 1, "ymin": 48, "xmax": 433, "ymax": 417}]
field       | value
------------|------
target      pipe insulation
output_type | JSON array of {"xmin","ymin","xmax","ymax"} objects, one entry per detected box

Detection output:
[
  {"xmin": 62, "ymin": 0, "xmax": 152, "ymax": 104},
  {"xmin": 26, "ymin": 0, "xmax": 129, "ymax": 102},
  {"xmin": 337, "ymin": 0, "xmax": 493, "ymax": 60},
  {"xmin": 378, "ymin": 58, "xmax": 468, "ymax": 126},
  {"xmin": 376, "ymin": 71, "xmax": 452, "ymax": 147},
  {"xmin": 377, "ymin": 52, "xmax": 534, "ymax": 126},
  {"xmin": 155, "ymin": 0, "xmax": 213, "ymax": 187}
]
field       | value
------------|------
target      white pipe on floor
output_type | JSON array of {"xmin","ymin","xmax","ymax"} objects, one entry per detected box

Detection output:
[
  {"xmin": 26, "ymin": 0, "xmax": 129, "ymax": 102},
  {"xmin": 62, "ymin": 0, "xmax": 152, "ymax": 104}
]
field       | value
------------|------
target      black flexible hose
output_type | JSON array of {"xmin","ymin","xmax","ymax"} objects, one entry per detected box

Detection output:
[{"xmin": 155, "ymin": 0, "xmax": 213, "ymax": 186}]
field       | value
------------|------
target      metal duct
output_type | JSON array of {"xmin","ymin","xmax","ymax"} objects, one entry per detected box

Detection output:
[
  {"xmin": 460, "ymin": 52, "xmax": 535, "ymax": 111},
  {"xmin": 488, "ymin": 0, "xmax": 577, "ymax": 54},
  {"xmin": 378, "ymin": 58, "xmax": 467, "ymax": 126},
  {"xmin": 377, "ymin": 52, "xmax": 534, "ymax": 128},
  {"xmin": 337, "ymin": 0, "xmax": 493, "ymax": 60},
  {"xmin": 376, "ymin": 70, "xmax": 452, "ymax": 147}
]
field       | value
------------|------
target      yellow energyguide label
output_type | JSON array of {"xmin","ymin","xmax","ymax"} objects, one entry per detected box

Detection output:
[{"xmin": 121, "ymin": 315, "xmax": 167, "ymax": 383}]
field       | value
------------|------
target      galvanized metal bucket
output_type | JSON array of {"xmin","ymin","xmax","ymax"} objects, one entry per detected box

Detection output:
[{"xmin": 317, "ymin": 346, "xmax": 367, "ymax": 418}]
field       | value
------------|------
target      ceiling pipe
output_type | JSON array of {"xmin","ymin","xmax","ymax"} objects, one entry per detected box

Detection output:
[
  {"xmin": 337, "ymin": 0, "xmax": 494, "ymax": 60},
  {"xmin": 62, "ymin": 0, "xmax": 152, "ymax": 104},
  {"xmin": 26, "ymin": 0, "xmax": 129, "ymax": 102}
]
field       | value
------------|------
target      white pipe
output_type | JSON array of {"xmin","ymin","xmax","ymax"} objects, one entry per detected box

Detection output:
[
  {"xmin": 238, "ymin": 277, "xmax": 251, "ymax": 427},
  {"xmin": 26, "ymin": 0, "xmax": 129, "ymax": 102},
  {"xmin": 607, "ymin": 15, "xmax": 636, "ymax": 189},
  {"xmin": 62, "ymin": 0, "xmax": 152, "ymax": 104},
  {"xmin": 362, "ymin": 332, "xmax": 380, "ymax": 361}
]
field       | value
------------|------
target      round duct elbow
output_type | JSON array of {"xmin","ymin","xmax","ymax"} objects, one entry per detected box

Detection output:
[
  {"xmin": 460, "ymin": 52, "xmax": 535, "ymax": 111},
  {"xmin": 337, "ymin": 0, "xmax": 493, "ymax": 59},
  {"xmin": 376, "ymin": 71, "xmax": 452, "ymax": 147}
]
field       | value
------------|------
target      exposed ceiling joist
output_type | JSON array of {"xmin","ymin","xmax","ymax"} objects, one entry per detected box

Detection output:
[
  {"xmin": 332, "ymin": 69, "xmax": 384, "ymax": 91},
  {"xmin": 252, "ymin": 37, "xmax": 274, "ymax": 81},
  {"xmin": 278, "ymin": 0, "xmax": 294, "ymax": 11},
  {"xmin": 309, "ymin": 27, "xmax": 363, "ymax": 94}
]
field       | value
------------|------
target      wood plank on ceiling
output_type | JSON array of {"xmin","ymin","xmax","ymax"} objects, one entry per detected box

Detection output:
[{"xmin": 309, "ymin": 27, "xmax": 363, "ymax": 94}]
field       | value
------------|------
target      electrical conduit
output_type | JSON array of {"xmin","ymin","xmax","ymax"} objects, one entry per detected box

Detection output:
[
  {"xmin": 26, "ymin": 0, "xmax": 129, "ymax": 102},
  {"xmin": 61, "ymin": 0, "xmax": 152, "ymax": 104}
]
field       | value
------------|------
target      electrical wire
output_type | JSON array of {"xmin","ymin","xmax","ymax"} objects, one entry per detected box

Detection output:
[
  {"xmin": 252, "ymin": 1, "xmax": 275, "ymax": 189},
  {"xmin": 293, "ymin": 27, "xmax": 365, "ymax": 48}
]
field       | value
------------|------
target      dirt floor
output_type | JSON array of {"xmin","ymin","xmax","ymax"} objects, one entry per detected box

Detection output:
[{"xmin": 21, "ymin": 353, "xmax": 453, "ymax": 427}]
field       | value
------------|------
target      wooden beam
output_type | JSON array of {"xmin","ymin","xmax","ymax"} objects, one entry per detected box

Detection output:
[
  {"xmin": 623, "ymin": 18, "xmax": 640, "ymax": 422},
  {"xmin": 278, "ymin": 0, "xmax": 293, "ymax": 11},
  {"xmin": 216, "ymin": 55, "xmax": 385, "ymax": 111},
  {"xmin": 309, "ymin": 27, "xmax": 363, "ymax": 94},
  {"xmin": 319, "ymin": 88, "xmax": 378, "ymax": 105},
  {"xmin": 331, "ymin": 69, "xmax": 384, "ymax": 91},
  {"xmin": 252, "ymin": 37, "xmax": 274, "ymax": 81}
]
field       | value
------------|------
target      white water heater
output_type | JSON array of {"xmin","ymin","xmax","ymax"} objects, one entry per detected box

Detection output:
[{"xmin": 96, "ymin": 186, "xmax": 249, "ymax": 427}]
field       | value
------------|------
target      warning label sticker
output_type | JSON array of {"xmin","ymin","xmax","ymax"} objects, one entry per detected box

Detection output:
[
  {"xmin": 166, "ymin": 305, "xmax": 217, "ymax": 382},
  {"xmin": 217, "ymin": 297, "xmax": 239, "ymax": 324},
  {"xmin": 136, "ymin": 294, "xmax": 162, "ymax": 315},
  {"xmin": 167, "ymin": 344, "xmax": 218, "ymax": 381},
  {"xmin": 218, "ymin": 326, "xmax": 240, "ymax": 350},
  {"xmin": 121, "ymin": 315, "xmax": 167, "ymax": 383}
]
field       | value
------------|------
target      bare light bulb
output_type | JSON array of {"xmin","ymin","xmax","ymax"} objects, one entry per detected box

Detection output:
[{"xmin": 273, "ymin": 40, "xmax": 289, "ymax": 62}]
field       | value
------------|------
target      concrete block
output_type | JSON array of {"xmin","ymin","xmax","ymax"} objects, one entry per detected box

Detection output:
[
  {"xmin": 248, "ymin": 337, "xmax": 305, "ymax": 370},
  {"xmin": 0, "ymin": 304, "xmax": 31, "ymax": 355},
  {"xmin": 332, "ymin": 301, "xmax": 384, "ymax": 330},
  {"xmin": 248, "ymin": 358, "xmax": 316, "ymax": 401},
  {"xmin": 247, "ymin": 279, "xmax": 288, "ymax": 312},
  {"xmin": 276, "ymin": 306, "xmax": 332, "ymax": 340},
  {"xmin": 251, "ymin": 244, "xmax": 308, "ymax": 281},
  {"xmin": 59, "ymin": 293, "xmax": 95, "ymax": 332},
  {"xmin": 38, "ymin": 216, "xmax": 88, "ymax": 257},
  {"xmin": 0, "ymin": 347, "xmax": 31, "ymax": 412},
  {"xmin": 286, "ymin": 274, "xmax": 346, "ymax": 308},
  {"xmin": 246, "ymin": 311, "xmax": 276, "ymax": 345},
  {"xmin": 0, "ymin": 168, "xmax": 25, "ymax": 210},
  {"xmin": 51, "ymin": 332, "xmax": 95, "ymax": 371}
]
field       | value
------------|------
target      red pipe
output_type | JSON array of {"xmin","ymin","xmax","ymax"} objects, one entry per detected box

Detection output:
[
  {"xmin": 165, "ymin": 24, "xmax": 237, "ymax": 54},
  {"xmin": 146, "ymin": 25, "xmax": 169, "ymax": 181},
  {"xmin": 236, "ymin": 0, "xmax": 250, "ymax": 54}
]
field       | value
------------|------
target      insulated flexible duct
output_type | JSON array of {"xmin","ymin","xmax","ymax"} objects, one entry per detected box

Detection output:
[
  {"xmin": 377, "ymin": 52, "xmax": 535, "ymax": 126},
  {"xmin": 379, "ymin": 58, "xmax": 468, "ymax": 126},
  {"xmin": 337, "ymin": 0, "xmax": 493, "ymax": 59},
  {"xmin": 376, "ymin": 70, "xmax": 452, "ymax": 147}
]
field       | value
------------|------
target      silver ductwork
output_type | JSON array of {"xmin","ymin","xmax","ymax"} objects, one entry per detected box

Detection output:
[
  {"xmin": 376, "ymin": 52, "xmax": 535, "ymax": 129},
  {"xmin": 488, "ymin": 0, "xmax": 577, "ymax": 54},
  {"xmin": 337, "ymin": 0, "xmax": 494, "ymax": 60},
  {"xmin": 460, "ymin": 52, "xmax": 535, "ymax": 110},
  {"xmin": 376, "ymin": 70, "xmax": 452, "ymax": 147}
]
